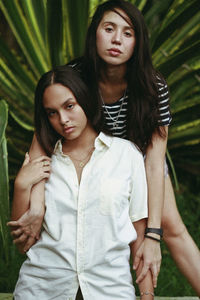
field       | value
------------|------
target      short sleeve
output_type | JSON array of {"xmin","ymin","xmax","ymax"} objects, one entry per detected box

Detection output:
[
  {"xmin": 129, "ymin": 147, "xmax": 148, "ymax": 222},
  {"xmin": 157, "ymin": 76, "xmax": 172, "ymax": 126}
]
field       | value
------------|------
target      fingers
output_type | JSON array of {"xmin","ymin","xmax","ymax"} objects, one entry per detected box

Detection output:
[
  {"xmin": 22, "ymin": 152, "xmax": 30, "ymax": 166},
  {"xmin": 23, "ymin": 236, "xmax": 38, "ymax": 253},
  {"xmin": 7, "ymin": 220, "xmax": 20, "ymax": 227},
  {"xmin": 152, "ymin": 260, "xmax": 161, "ymax": 288},
  {"xmin": 150, "ymin": 264, "xmax": 158, "ymax": 288},
  {"xmin": 32, "ymin": 156, "xmax": 51, "ymax": 164},
  {"xmin": 13, "ymin": 233, "xmax": 28, "ymax": 244},
  {"xmin": 133, "ymin": 253, "xmax": 141, "ymax": 270},
  {"xmin": 136, "ymin": 260, "xmax": 161, "ymax": 287},
  {"xmin": 135, "ymin": 263, "xmax": 150, "ymax": 284},
  {"xmin": 11, "ymin": 228, "xmax": 23, "ymax": 238}
]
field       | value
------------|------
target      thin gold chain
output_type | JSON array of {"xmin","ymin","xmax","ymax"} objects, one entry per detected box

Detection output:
[{"xmin": 67, "ymin": 147, "xmax": 95, "ymax": 168}]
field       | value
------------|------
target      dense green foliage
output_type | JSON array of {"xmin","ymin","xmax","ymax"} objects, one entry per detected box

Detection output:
[{"xmin": 0, "ymin": 0, "xmax": 199, "ymax": 296}]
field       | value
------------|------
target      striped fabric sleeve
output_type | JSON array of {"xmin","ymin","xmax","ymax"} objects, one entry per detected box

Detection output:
[{"xmin": 157, "ymin": 76, "xmax": 172, "ymax": 126}]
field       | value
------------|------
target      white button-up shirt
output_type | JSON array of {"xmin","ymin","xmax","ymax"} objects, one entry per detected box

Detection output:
[{"xmin": 14, "ymin": 132, "xmax": 148, "ymax": 300}]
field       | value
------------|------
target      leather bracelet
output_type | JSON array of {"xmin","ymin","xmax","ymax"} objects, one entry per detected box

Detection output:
[
  {"xmin": 141, "ymin": 291, "xmax": 154, "ymax": 297},
  {"xmin": 145, "ymin": 227, "xmax": 163, "ymax": 238},
  {"xmin": 144, "ymin": 234, "xmax": 161, "ymax": 243}
]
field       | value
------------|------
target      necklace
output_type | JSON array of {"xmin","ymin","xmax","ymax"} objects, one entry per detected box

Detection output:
[
  {"xmin": 67, "ymin": 147, "xmax": 95, "ymax": 168},
  {"xmin": 99, "ymin": 89, "xmax": 127, "ymax": 129}
]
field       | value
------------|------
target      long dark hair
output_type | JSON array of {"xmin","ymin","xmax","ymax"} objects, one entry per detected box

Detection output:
[
  {"xmin": 81, "ymin": 0, "xmax": 166, "ymax": 153},
  {"xmin": 34, "ymin": 65, "xmax": 102, "ymax": 156}
]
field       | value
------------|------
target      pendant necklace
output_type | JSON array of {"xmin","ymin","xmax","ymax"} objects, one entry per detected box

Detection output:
[
  {"xmin": 67, "ymin": 147, "xmax": 95, "ymax": 168},
  {"xmin": 99, "ymin": 89, "xmax": 127, "ymax": 129}
]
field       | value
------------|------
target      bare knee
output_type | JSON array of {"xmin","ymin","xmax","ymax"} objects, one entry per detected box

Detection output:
[
  {"xmin": 162, "ymin": 214, "xmax": 187, "ymax": 242},
  {"xmin": 162, "ymin": 176, "xmax": 188, "ymax": 241}
]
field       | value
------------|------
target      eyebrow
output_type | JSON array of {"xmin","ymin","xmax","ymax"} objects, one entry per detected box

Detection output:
[{"xmin": 103, "ymin": 21, "xmax": 134, "ymax": 30}]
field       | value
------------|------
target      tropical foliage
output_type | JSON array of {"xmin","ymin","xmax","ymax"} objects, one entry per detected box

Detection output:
[{"xmin": 0, "ymin": 0, "xmax": 199, "ymax": 295}]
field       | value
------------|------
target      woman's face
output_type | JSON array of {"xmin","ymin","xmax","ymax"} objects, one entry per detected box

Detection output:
[
  {"xmin": 43, "ymin": 83, "xmax": 89, "ymax": 141},
  {"xmin": 96, "ymin": 9, "xmax": 135, "ymax": 66}
]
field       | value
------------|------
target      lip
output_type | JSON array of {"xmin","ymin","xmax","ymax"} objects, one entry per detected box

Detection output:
[
  {"xmin": 108, "ymin": 48, "xmax": 122, "ymax": 56},
  {"xmin": 63, "ymin": 126, "xmax": 75, "ymax": 134}
]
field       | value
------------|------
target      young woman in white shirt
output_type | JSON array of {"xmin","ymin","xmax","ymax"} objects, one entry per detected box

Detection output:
[
  {"xmin": 12, "ymin": 65, "xmax": 153, "ymax": 300},
  {"xmin": 9, "ymin": 0, "xmax": 200, "ymax": 295}
]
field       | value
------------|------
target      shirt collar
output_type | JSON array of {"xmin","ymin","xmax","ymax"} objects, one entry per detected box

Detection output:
[
  {"xmin": 94, "ymin": 132, "xmax": 113, "ymax": 150},
  {"xmin": 53, "ymin": 132, "xmax": 113, "ymax": 155},
  {"xmin": 53, "ymin": 139, "xmax": 64, "ymax": 156}
]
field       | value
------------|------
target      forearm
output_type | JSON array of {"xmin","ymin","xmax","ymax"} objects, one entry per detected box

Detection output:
[
  {"xmin": 8, "ymin": 153, "xmax": 50, "ymax": 251},
  {"xmin": 29, "ymin": 180, "xmax": 45, "ymax": 214},
  {"xmin": 11, "ymin": 182, "xmax": 31, "ymax": 221},
  {"xmin": 145, "ymin": 164, "xmax": 164, "ymax": 228},
  {"xmin": 11, "ymin": 133, "xmax": 48, "ymax": 220},
  {"xmin": 136, "ymin": 260, "xmax": 154, "ymax": 298},
  {"xmin": 29, "ymin": 133, "xmax": 47, "ymax": 159},
  {"xmin": 131, "ymin": 219, "xmax": 154, "ymax": 297},
  {"xmin": 28, "ymin": 133, "xmax": 46, "ymax": 213},
  {"xmin": 145, "ymin": 128, "xmax": 168, "ymax": 228}
]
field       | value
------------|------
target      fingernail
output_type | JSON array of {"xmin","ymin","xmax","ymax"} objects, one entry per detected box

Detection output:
[{"xmin": 133, "ymin": 265, "xmax": 136, "ymax": 270}]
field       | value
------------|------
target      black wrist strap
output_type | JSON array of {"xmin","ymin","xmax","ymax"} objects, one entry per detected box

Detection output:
[
  {"xmin": 145, "ymin": 227, "xmax": 163, "ymax": 238},
  {"xmin": 144, "ymin": 234, "xmax": 161, "ymax": 243}
]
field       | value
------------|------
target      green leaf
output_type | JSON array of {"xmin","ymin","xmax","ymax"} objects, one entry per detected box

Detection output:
[
  {"xmin": 0, "ymin": 100, "xmax": 10, "ymax": 262},
  {"xmin": 157, "ymin": 40, "xmax": 200, "ymax": 77},
  {"xmin": 0, "ymin": 0, "xmax": 49, "ymax": 75}
]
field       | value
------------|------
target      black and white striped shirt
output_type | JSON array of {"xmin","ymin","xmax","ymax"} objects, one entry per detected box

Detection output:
[
  {"xmin": 103, "ymin": 78, "xmax": 171, "ymax": 139},
  {"xmin": 157, "ymin": 76, "xmax": 172, "ymax": 126},
  {"xmin": 69, "ymin": 60, "xmax": 171, "ymax": 139}
]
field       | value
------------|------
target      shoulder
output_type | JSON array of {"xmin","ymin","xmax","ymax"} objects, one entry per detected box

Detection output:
[
  {"xmin": 111, "ymin": 136, "xmax": 143, "ymax": 159},
  {"xmin": 156, "ymin": 74, "xmax": 169, "ymax": 97}
]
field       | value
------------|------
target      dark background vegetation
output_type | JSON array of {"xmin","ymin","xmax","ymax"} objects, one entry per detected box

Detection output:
[{"xmin": 0, "ymin": 0, "xmax": 199, "ymax": 296}]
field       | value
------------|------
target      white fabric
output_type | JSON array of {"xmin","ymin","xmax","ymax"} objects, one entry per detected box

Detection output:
[{"xmin": 14, "ymin": 132, "xmax": 148, "ymax": 300}]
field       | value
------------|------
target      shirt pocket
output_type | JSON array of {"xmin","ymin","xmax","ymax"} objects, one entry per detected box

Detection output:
[{"xmin": 99, "ymin": 178, "xmax": 130, "ymax": 218}]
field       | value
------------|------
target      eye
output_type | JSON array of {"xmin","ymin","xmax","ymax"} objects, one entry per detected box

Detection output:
[
  {"xmin": 124, "ymin": 31, "xmax": 132, "ymax": 37},
  {"xmin": 105, "ymin": 26, "xmax": 113, "ymax": 33},
  {"xmin": 47, "ymin": 110, "xmax": 56, "ymax": 117},
  {"xmin": 65, "ymin": 103, "xmax": 74, "ymax": 110}
]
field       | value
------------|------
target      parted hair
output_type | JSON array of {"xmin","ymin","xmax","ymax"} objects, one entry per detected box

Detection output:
[
  {"xmin": 81, "ymin": 0, "xmax": 166, "ymax": 153},
  {"xmin": 34, "ymin": 65, "xmax": 101, "ymax": 156}
]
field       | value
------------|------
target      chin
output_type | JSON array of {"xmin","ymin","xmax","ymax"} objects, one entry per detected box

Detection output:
[{"xmin": 104, "ymin": 57, "xmax": 126, "ymax": 66}]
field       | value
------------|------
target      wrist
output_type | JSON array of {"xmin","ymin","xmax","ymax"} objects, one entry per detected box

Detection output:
[
  {"xmin": 14, "ymin": 178, "xmax": 32, "ymax": 192},
  {"xmin": 145, "ymin": 227, "xmax": 163, "ymax": 238},
  {"xmin": 29, "ymin": 202, "xmax": 45, "ymax": 217},
  {"xmin": 144, "ymin": 227, "xmax": 163, "ymax": 242}
]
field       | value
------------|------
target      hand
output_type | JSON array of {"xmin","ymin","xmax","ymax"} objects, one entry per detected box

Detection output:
[
  {"xmin": 133, "ymin": 238, "xmax": 161, "ymax": 288},
  {"xmin": 15, "ymin": 153, "xmax": 51, "ymax": 190},
  {"xmin": 7, "ymin": 205, "xmax": 45, "ymax": 253}
]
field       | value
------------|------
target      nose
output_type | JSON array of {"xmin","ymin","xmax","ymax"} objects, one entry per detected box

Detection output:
[
  {"xmin": 111, "ymin": 29, "xmax": 121, "ymax": 45},
  {"xmin": 59, "ymin": 111, "xmax": 69, "ymax": 125}
]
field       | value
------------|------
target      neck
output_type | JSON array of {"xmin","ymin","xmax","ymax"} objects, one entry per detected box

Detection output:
[
  {"xmin": 100, "ymin": 62, "xmax": 127, "ymax": 85},
  {"xmin": 99, "ymin": 63, "xmax": 127, "ymax": 104},
  {"xmin": 62, "ymin": 125, "xmax": 97, "ymax": 153}
]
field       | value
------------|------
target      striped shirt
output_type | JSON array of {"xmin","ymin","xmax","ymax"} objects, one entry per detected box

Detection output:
[
  {"xmin": 102, "ymin": 94, "xmax": 128, "ymax": 139},
  {"xmin": 69, "ymin": 60, "xmax": 172, "ymax": 139},
  {"xmin": 103, "ymin": 78, "xmax": 171, "ymax": 139}
]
